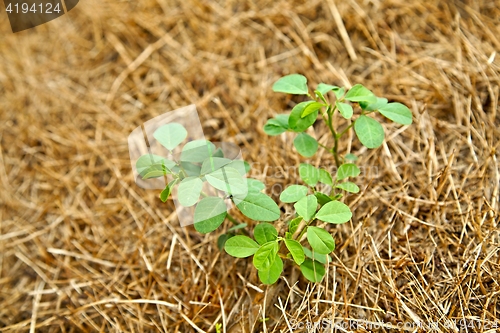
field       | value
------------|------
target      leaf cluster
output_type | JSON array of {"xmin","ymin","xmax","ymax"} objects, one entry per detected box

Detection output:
[
  {"xmin": 140, "ymin": 74, "xmax": 413, "ymax": 285},
  {"xmin": 265, "ymin": 74, "xmax": 412, "ymax": 155},
  {"xmin": 224, "ymin": 161, "xmax": 359, "ymax": 282},
  {"xmin": 136, "ymin": 123, "xmax": 279, "ymax": 235}
]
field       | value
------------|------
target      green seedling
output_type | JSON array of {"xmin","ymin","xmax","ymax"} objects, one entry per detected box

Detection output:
[
  {"xmin": 136, "ymin": 124, "xmax": 279, "ymax": 235},
  {"xmin": 138, "ymin": 74, "xmax": 412, "ymax": 285}
]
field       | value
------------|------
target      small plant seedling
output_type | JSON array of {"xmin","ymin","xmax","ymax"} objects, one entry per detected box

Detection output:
[
  {"xmin": 136, "ymin": 125, "xmax": 279, "ymax": 235},
  {"xmin": 137, "ymin": 74, "xmax": 412, "ymax": 285}
]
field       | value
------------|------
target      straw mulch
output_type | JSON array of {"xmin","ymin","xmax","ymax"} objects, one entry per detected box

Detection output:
[{"xmin": 1, "ymin": 0, "xmax": 499, "ymax": 332}]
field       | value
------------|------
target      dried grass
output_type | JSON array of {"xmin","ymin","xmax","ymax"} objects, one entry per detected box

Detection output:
[{"xmin": 0, "ymin": 0, "xmax": 499, "ymax": 332}]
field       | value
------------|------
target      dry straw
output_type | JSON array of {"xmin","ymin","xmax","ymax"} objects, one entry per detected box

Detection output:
[{"xmin": 0, "ymin": 0, "xmax": 499, "ymax": 332}]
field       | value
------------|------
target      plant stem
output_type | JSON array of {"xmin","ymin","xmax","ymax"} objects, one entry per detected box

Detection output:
[
  {"xmin": 320, "ymin": 105, "xmax": 331, "ymax": 126},
  {"xmin": 316, "ymin": 91, "xmax": 328, "ymax": 105},
  {"xmin": 295, "ymin": 218, "xmax": 314, "ymax": 241},
  {"xmin": 338, "ymin": 122, "xmax": 354, "ymax": 139},
  {"xmin": 332, "ymin": 135, "xmax": 340, "ymax": 168},
  {"xmin": 326, "ymin": 106, "xmax": 341, "ymax": 168},
  {"xmin": 226, "ymin": 213, "xmax": 250, "ymax": 236},
  {"xmin": 317, "ymin": 141, "xmax": 330, "ymax": 151},
  {"xmin": 225, "ymin": 213, "xmax": 240, "ymax": 225}
]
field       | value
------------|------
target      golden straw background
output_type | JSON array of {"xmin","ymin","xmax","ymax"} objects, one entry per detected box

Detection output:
[{"xmin": 0, "ymin": 0, "xmax": 499, "ymax": 332}]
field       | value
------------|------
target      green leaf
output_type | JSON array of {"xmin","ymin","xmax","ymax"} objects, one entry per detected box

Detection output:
[
  {"xmin": 141, "ymin": 168, "xmax": 167, "ymax": 179},
  {"xmin": 303, "ymin": 247, "xmax": 331, "ymax": 264},
  {"xmin": 300, "ymin": 259, "xmax": 326, "ymax": 282},
  {"xmin": 244, "ymin": 161, "xmax": 251, "ymax": 173},
  {"xmin": 177, "ymin": 177, "xmax": 203, "ymax": 207},
  {"xmin": 336, "ymin": 101, "xmax": 353, "ymax": 119},
  {"xmin": 344, "ymin": 84, "xmax": 377, "ymax": 104},
  {"xmin": 288, "ymin": 217, "xmax": 302, "ymax": 234},
  {"xmin": 335, "ymin": 182, "xmax": 360, "ymax": 193},
  {"xmin": 354, "ymin": 115, "xmax": 385, "ymax": 149},
  {"xmin": 181, "ymin": 140, "xmax": 217, "ymax": 163},
  {"xmin": 136, "ymin": 154, "xmax": 176, "ymax": 178},
  {"xmin": 293, "ymin": 132, "xmax": 318, "ymax": 158},
  {"xmin": 233, "ymin": 192, "xmax": 280, "ymax": 222},
  {"xmin": 225, "ymin": 160, "xmax": 248, "ymax": 176},
  {"xmin": 331, "ymin": 193, "xmax": 343, "ymax": 201},
  {"xmin": 315, "ymin": 201, "xmax": 352, "ymax": 224},
  {"xmin": 213, "ymin": 148, "xmax": 224, "ymax": 158},
  {"xmin": 344, "ymin": 153, "xmax": 358, "ymax": 162},
  {"xmin": 334, "ymin": 87, "xmax": 345, "ymax": 99},
  {"xmin": 217, "ymin": 233, "xmax": 233, "ymax": 251},
  {"xmin": 200, "ymin": 157, "xmax": 232, "ymax": 175},
  {"xmin": 254, "ymin": 223, "xmax": 278, "ymax": 245},
  {"xmin": 263, "ymin": 114, "xmax": 290, "ymax": 136},
  {"xmin": 288, "ymin": 101, "xmax": 318, "ymax": 132},
  {"xmin": 314, "ymin": 90, "xmax": 326, "ymax": 102},
  {"xmin": 275, "ymin": 114, "xmax": 290, "ymax": 126},
  {"xmin": 378, "ymin": 102, "xmax": 413, "ymax": 125},
  {"xmin": 258, "ymin": 254, "xmax": 283, "ymax": 285},
  {"xmin": 314, "ymin": 192, "xmax": 332, "ymax": 206},
  {"xmin": 253, "ymin": 241, "xmax": 279, "ymax": 271},
  {"xmin": 319, "ymin": 169, "xmax": 333, "ymax": 186},
  {"xmin": 164, "ymin": 162, "xmax": 180, "ymax": 174},
  {"xmin": 227, "ymin": 223, "xmax": 248, "ymax": 232},
  {"xmin": 301, "ymin": 102, "xmax": 325, "ymax": 118},
  {"xmin": 284, "ymin": 239, "xmax": 305, "ymax": 265},
  {"xmin": 299, "ymin": 163, "xmax": 320, "ymax": 186},
  {"xmin": 336, "ymin": 163, "xmax": 360, "ymax": 180},
  {"xmin": 180, "ymin": 161, "xmax": 202, "ymax": 177},
  {"xmin": 316, "ymin": 83, "xmax": 340, "ymax": 96},
  {"xmin": 153, "ymin": 123, "xmax": 187, "ymax": 151},
  {"xmin": 263, "ymin": 120, "xmax": 286, "ymax": 136},
  {"xmin": 272, "ymin": 74, "xmax": 308, "ymax": 95},
  {"xmin": 136, "ymin": 154, "xmax": 169, "ymax": 173},
  {"xmin": 294, "ymin": 195, "xmax": 317, "ymax": 221},
  {"xmin": 193, "ymin": 197, "xmax": 228, "ymax": 234},
  {"xmin": 306, "ymin": 226, "xmax": 335, "ymax": 254},
  {"xmin": 205, "ymin": 167, "xmax": 248, "ymax": 195},
  {"xmin": 279, "ymin": 185, "xmax": 308, "ymax": 203},
  {"xmin": 224, "ymin": 235, "xmax": 260, "ymax": 258},
  {"xmin": 359, "ymin": 97, "xmax": 388, "ymax": 111},
  {"xmin": 247, "ymin": 178, "xmax": 265, "ymax": 193},
  {"xmin": 159, "ymin": 186, "xmax": 170, "ymax": 202},
  {"xmin": 159, "ymin": 180, "xmax": 177, "ymax": 202}
]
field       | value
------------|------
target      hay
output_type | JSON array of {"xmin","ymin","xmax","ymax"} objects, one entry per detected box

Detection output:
[{"xmin": 0, "ymin": 0, "xmax": 499, "ymax": 331}]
